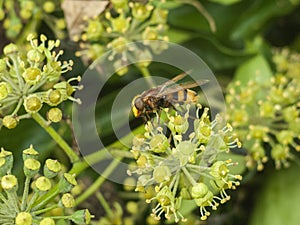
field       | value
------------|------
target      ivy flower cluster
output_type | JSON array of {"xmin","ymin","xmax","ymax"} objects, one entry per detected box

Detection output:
[
  {"xmin": 226, "ymin": 49, "xmax": 300, "ymax": 171},
  {"xmin": 0, "ymin": 34, "xmax": 82, "ymax": 129},
  {"xmin": 128, "ymin": 106, "xmax": 242, "ymax": 222},
  {"xmin": 76, "ymin": 0, "xmax": 169, "ymax": 75},
  {"xmin": 0, "ymin": 0, "xmax": 66, "ymax": 40},
  {"xmin": 0, "ymin": 145, "xmax": 92, "ymax": 225}
]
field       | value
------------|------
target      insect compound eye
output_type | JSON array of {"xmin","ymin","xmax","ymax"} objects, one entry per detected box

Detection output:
[{"xmin": 134, "ymin": 97, "xmax": 144, "ymax": 110}]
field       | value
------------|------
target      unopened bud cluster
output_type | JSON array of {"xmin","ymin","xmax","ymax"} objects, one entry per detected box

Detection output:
[
  {"xmin": 76, "ymin": 0, "xmax": 169, "ymax": 75},
  {"xmin": 0, "ymin": 34, "xmax": 82, "ymax": 129},
  {"xmin": 129, "ymin": 105, "xmax": 242, "ymax": 222},
  {"xmin": 226, "ymin": 48, "xmax": 300, "ymax": 171},
  {"xmin": 0, "ymin": 145, "xmax": 92, "ymax": 224},
  {"xmin": 0, "ymin": 0, "xmax": 66, "ymax": 40}
]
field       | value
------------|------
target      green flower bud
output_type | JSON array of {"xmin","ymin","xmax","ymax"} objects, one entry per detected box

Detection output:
[
  {"xmin": 43, "ymin": 1, "xmax": 56, "ymax": 13},
  {"xmin": 276, "ymin": 130, "xmax": 294, "ymax": 145},
  {"xmin": 110, "ymin": 14, "xmax": 130, "ymax": 33},
  {"xmin": 153, "ymin": 165, "xmax": 171, "ymax": 183},
  {"xmin": 3, "ymin": 43, "xmax": 18, "ymax": 55},
  {"xmin": 111, "ymin": 0, "xmax": 128, "ymax": 9},
  {"xmin": 61, "ymin": 193, "xmax": 75, "ymax": 208},
  {"xmin": 23, "ymin": 145, "xmax": 39, "ymax": 160},
  {"xmin": 123, "ymin": 177, "xmax": 136, "ymax": 191},
  {"xmin": 0, "ymin": 59, "xmax": 7, "ymax": 72},
  {"xmin": 142, "ymin": 27, "xmax": 158, "ymax": 41},
  {"xmin": 44, "ymin": 89, "xmax": 63, "ymax": 106},
  {"xmin": 59, "ymin": 173, "xmax": 77, "ymax": 193},
  {"xmin": 151, "ymin": 8, "xmax": 168, "ymax": 24},
  {"xmin": 35, "ymin": 176, "xmax": 52, "ymax": 192},
  {"xmin": 210, "ymin": 161, "xmax": 229, "ymax": 179},
  {"xmin": 44, "ymin": 159, "xmax": 61, "ymax": 178},
  {"xmin": 24, "ymin": 94, "xmax": 43, "ymax": 113},
  {"xmin": 149, "ymin": 134, "xmax": 169, "ymax": 153},
  {"xmin": 85, "ymin": 19, "xmax": 104, "ymax": 41},
  {"xmin": 156, "ymin": 186, "xmax": 173, "ymax": 206},
  {"xmin": 47, "ymin": 108, "xmax": 62, "ymax": 123},
  {"xmin": 15, "ymin": 212, "xmax": 32, "ymax": 225},
  {"xmin": 70, "ymin": 209, "xmax": 93, "ymax": 224},
  {"xmin": 259, "ymin": 101, "xmax": 275, "ymax": 118},
  {"xmin": 126, "ymin": 201, "xmax": 138, "ymax": 214},
  {"xmin": 22, "ymin": 67, "xmax": 42, "ymax": 84},
  {"xmin": 54, "ymin": 81, "xmax": 74, "ymax": 96},
  {"xmin": 40, "ymin": 218, "xmax": 55, "ymax": 225},
  {"xmin": 168, "ymin": 115, "xmax": 189, "ymax": 134},
  {"xmin": 24, "ymin": 158, "xmax": 41, "ymax": 177},
  {"xmin": 2, "ymin": 115, "xmax": 18, "ymax": 129},
  {"xmin": 194, "ymin": 190, "xmax": 214, "ymax": 207},
  {"xmin": 0, "ymin": 82, "xmax": 10, "ymax": 100},
  {"xmin": 191, "ymin": 183, "xmax": 209, "ymax": 199},
  {"xmin": 27, "ymin": 48, "xmax": 45, "ymax": 62},
  {"xmin": 45, "ymin": 61, "xmax": 62, "ymax": 82},
  {"xmin": 1, "ymin": 174, "xmax": 18, "ymax": 191},
  {"xmin": 0, "ymin": 147, "xmax": 13, "ymax": 175},
  {"xmin": 109, "ymin": 37, "xmax": 128, "ymax": 54},
  {"xmin": 130, "ymin": 3, "xmax": 153, "ymax": 21}
]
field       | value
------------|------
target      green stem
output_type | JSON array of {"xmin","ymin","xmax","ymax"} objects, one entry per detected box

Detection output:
[
  {"xmin": 33, "ymin": 204, "xmax": 58, "ymax": 216},
  {"xmin": 179, "ymin": 0, "xmax": 216, "ymax": 33},
  {"xmin": 75, "ymin": 157, "xmax": 122, "ymax": 205},
  {"xmin": 31, "ymin": 112, "xmax": 79, "ymax": 163},
  {"xmin": 182, "ymin": 166, "xmax": 197, "ymax": 186},
  {"xmin": 96, "ymin": 192, "xmax": 114, "ymax": 218},
  {"xmin": 12, "ymin": 98, "xmax": 23, "ymax": 115},
  {"xmin": 137, "ymin": 66, "xmax": 156, "ymax": 88},
  {"xmin": 32, "ymin": 186, "xmax": 60, "ymax": 211},
  {"xmin": 21, "ymin": 176, "xmax": 31, "ymax": 211}
]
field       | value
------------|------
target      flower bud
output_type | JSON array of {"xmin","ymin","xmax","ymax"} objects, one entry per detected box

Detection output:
[
  {"xmin": 44, "ymin": 89, "xmax": 63, "ymax": 106},
  {"xmin": 0, "ymin": 82, "xmax": 10, "ymax": 100},
  {"xmin": 35, "ymin": 176, "xmax": 52, "ymax": 192},
  {"xmin": 47, "ymin": 108, "xmax": 62, "ymax": 123},
  {"xmin": 191, "ymin": 183, "xmax": 208, "ymax": 199},
  {"xmin": 149, "ymin": 134, "xmax": 169, "ymax": 153},
  {"xmin": 210, "ymin": 161, "xmax": 229, "ymax": 179},
  {"xmin": 24, "ymin": 158, "xmax": 41, "ymax": 177},
  {"xmin": 153, "ymin": 165, "xmax": 171, "ymax": 183},
  {"xmin": 0, "ymin": 148, "xmax": 13, "ymax": 175},
  {"xmin": 59, "ymin": 173, "xmax": 77, "ymax": 193},
  {"xmin": 44, "ymin": 159, "xmax": 61, "ymax": 178},
  {"xmin": 43, "ymin": 1, "xmax": 56, "ymax": 13},
  {"xmin": 3, "ymin": 43, "xmax": 18, "ymax": 55},
  {"xmin": 70, "ymin": 209, "xmax": 93, "ymax": 224},
  {"xmin": 0, "ymin": 59, "xmax": 6, "ymax": 72},
  {"xmin": 22, "ymin": 67, "xmax": 42, "ymax": 84},
  {"xmin": 130, "ymin": 3, "xmax": 153, "ymax": 21},
  {"xmin": 23, "ymin": 145, "xmax": 39, "ymax": 160},
  {"xmin": 24, "ymin": 94, "xmax": 43, "ymax": 113},
  {"xmin": 40, "ymin": 218, "xmax": 55, "ymax": 225},
  {"xmin": 1, "ymin": 174, "xmax": 18, "ymax": 191},
  {"xmin": 2, "ymin": 115, "xmax": 18, "ymax": 129},
  {"xmin": 61, "ymin": 193, "xmax": 75, "ymax": 208},
  {"xmin": 27, "ymin": 49, "xmax": 45, "ymax": 62},
  {"xmin": 15, "ymin": 212, "xmax": 32, "ymax": 225}
]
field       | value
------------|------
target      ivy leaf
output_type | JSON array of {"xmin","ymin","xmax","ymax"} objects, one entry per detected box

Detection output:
[
  {"xmin": 234, "ymin": 54, "xmax": 273, "ymax": 85},
  {"xmin": 250, "ymin": 164, "xmax": 300, "ymax": 225}
]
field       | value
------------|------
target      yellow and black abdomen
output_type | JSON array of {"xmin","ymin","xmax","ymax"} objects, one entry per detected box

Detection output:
[{"xmin": 166, "ymin": 89, "xmax": 199, "ymax": 104}]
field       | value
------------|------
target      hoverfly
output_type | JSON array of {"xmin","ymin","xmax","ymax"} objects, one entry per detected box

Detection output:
[{"xmin": 132, "ymin": 72, "xmax": 208, "ymax": 119}]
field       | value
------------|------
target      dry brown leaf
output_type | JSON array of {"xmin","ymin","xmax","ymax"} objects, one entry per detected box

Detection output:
[{"xmin": 61, "ymin": 0, "xmax": 109, "ymax": 38}]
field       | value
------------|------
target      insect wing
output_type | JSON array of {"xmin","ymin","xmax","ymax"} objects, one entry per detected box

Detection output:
[{"xmin": 156, "ymin": 79, "xmax": 209, "ymax": 98}]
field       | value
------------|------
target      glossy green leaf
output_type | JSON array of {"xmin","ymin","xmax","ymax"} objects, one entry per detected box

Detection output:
[
  {"xmin": 250, "ymin": 164, "xmax": 300, "ymax": 225},
  {"xmin": 234, "ymin": 54, "xmax": 273, "ymax": 85}
]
